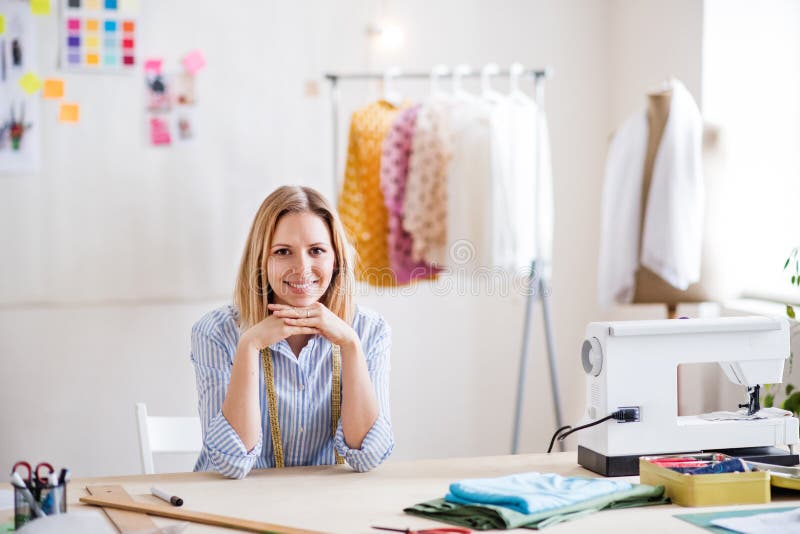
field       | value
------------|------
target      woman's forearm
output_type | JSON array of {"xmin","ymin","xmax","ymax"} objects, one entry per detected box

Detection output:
[
  {"xmin": 221, "ymin": 339, "xmax": 262, "ymax": 451},
  {"xmin": 339, "ymin": 339, "xmax": 380, "ymax": 449}
]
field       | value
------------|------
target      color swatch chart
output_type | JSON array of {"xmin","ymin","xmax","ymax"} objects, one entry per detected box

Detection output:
[{"xmin": 60, "ymin": 0, "xmax": 139, "ymax": 72}]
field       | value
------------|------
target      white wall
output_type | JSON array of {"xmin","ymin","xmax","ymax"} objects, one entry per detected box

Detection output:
[
  {"xmin": 1, "ymin": 0, "xmax": 707, "ymax": 477},
  {"xmin": 609, "ymin": 0, "xmax": 704, "ymax": 124},
  {"xmin": 703, "ymin": 0, "xmax": 800, "ymax": 301}
]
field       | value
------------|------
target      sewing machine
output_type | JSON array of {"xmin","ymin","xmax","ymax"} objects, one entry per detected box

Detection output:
[{"xmin": 577, "ymin": 316, "xmax": 799, "ymax": 476}]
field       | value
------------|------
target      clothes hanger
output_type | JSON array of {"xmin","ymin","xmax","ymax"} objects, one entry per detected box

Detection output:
[
  {"xmin": 452, "ymin": 63, "xmax": 473, "ymax": 99},
  {"xmin": 509, "ymin": 61, "xmax": 535, "ymax": 105},
  {"xmin": 481, "ymin": 62, "xmax": 503, "ymax": 103},
  {"xmin": 382, "ymin": 66, "xmax": 403, "ymax": 106},
  {"xmin": 429, "ymin": 64, "xmax": 450, "ymax": 97}
]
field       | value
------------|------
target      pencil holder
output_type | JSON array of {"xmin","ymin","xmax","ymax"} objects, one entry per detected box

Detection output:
[{"xmin": 13, "ymin": 481, "xmax": 67, "ymax": 529}]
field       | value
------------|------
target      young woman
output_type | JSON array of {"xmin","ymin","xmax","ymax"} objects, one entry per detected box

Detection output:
[{"xmin": 191, "ymin": 185, "xmax": 394, "ymax": 479}]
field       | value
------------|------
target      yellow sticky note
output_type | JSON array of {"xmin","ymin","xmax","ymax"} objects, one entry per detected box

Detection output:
[
  {"xmin": 59, "ymin": 103, "xmax": 80, "ymax": 123},
  {"xmin": 0, "ymin": 15, "xmax": 6, "ymax": 36},
  {"xmin": 85, "ymin": 35, "xmax": 99, "ymax": 48},
  {"xmin": 43, "ymin": 79, "xmax": 64, "ymax": 99},
  {"xmin": 86, "ymin": 0, "xmax": 101, "ymax": 9},
  {"xmin": 30, "ymin": 0, "xmax": 51, "ymax": 16},
  {"xmin": 86, "ymin": 53, "xmax": 99, "ymax": 65},
  {"xmin": 18, "ymin": 72, "xmax": 43, "ymax": 95},
  {"xmin": 86, "ymin": 19, "xmax": 98, "ymax": 31}
]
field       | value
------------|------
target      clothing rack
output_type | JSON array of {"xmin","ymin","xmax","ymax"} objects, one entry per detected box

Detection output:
[{"xmin": 323, "ymin": 66, "xmax": 563, "ymax": 454}]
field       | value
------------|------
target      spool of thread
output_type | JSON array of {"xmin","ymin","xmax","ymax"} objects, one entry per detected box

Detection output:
[{"xmin": 682, "ymin": 458, "xmax": 747, "ymax": 475}]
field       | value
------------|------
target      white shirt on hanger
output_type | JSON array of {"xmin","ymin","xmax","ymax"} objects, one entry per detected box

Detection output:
[
  {"xmin": 444, "ymin": 93, "xmax": 495, "ymax": 270},
  {"xmin": 490, "ymin": 93, "xmax": 554, "ymax": 275}
]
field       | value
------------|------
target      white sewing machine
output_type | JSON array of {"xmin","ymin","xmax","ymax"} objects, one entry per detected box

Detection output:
[{"xmin": 577, "ymin": 316, "xmax": 799, "ymax": 476}]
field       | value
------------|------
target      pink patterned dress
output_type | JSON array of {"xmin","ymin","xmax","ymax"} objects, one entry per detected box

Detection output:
[{"xmin": 379, "ymin": 105, "xmax": 441, "ymax": 284}]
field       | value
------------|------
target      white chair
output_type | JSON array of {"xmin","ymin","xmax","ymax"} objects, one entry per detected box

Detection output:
[{"xmin": 135, "ymin": 402, "xmax": 202, "ymax": 474}]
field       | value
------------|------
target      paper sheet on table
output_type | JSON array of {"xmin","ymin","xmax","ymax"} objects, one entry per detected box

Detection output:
[
  {"xmin": 15, "ymin": 511, "xmax": 116, "ymax": 533},
  {"xmin": 710, "ymin": 507, "xmax": 800, "ymax": 534},
  {"xmin": 0, "ymin": 15, "xmax": 6, "ymax": 35},
  {"xmin": 698, "ymin": 407, "xmax": 793, "ymax": 421},
  {"xmin": 0, "ymin": 489, "xmax": 13, "ymax": 511}
]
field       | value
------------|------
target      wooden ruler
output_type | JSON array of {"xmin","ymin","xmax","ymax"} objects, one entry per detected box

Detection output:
[
  {"xmin": 86, "ymin": 485, "xmax": 159, "ymax": 533},
  {"xmin": 79, "ymin": 495, "xmax": 325, "ymax": 534}
]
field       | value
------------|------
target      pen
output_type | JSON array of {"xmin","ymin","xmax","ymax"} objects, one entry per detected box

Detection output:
[
  {"xmin": 48, "ymin": 472, "xmax": 60, "ymax": 515},
  {"xmin": 150, "ymin": 486, "xmax": 183, "ymax": 506},
  {"xmin": 10, "ymin": 471, "xmax": 45, "ymax": 518}
]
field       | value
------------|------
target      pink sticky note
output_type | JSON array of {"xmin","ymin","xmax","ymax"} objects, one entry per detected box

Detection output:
[
  {"xmin": 181, "ymin": 49, "xmax": 205, "ymax": 75},
  {"xmin": 149, "ymin": 117, "xmax": 171, "ymax": 145},
  {"xmin": 144, "ymin": 58, "xmax": 162, "ymax": 74}
]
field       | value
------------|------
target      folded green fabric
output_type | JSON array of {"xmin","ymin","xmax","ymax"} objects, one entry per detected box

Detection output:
[{"xmin": 404, "ymin": 483, "xmax": 668, "ymax": 530}]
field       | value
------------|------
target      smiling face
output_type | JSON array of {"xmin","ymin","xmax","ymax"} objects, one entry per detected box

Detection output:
[{"xmin": 266, "ymin": 211, "xmax": 336, "ymax": 308}]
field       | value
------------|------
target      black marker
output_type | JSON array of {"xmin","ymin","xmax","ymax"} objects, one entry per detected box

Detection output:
[{"xmin": 151, "ymin": 486, "xmax": 183, "ymax": 506}]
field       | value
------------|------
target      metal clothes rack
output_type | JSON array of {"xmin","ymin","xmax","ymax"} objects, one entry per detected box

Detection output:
[{"xmin": 322, "ymin": 67, "xmax": 563, "ymax": 454}]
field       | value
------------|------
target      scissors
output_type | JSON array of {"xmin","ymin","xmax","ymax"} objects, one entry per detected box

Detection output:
[
  {"xmin": 372, "ymin": 527, "xmax": 471, "ymax": 534},
  {"xmin": 12, "ymin": 461, "xmax": 55, "ymax": 489}
]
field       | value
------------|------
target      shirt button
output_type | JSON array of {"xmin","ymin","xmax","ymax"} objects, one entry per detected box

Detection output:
[
  {"xmin": 299, "ymin": 426, "xmax": 304, "ymax": 434},
  {"xmin": 299, "ymin": 383, "xmax": 305, "ymax": 390}
]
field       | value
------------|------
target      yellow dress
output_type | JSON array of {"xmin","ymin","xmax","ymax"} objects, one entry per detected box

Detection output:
[{"xmin": 338, "ymin": 100, "xmax": 404, "ymax": 286}]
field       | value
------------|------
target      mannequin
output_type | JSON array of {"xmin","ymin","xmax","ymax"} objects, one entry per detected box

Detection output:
[
  {"xmin": 634, "ymin": 87, "xmax": 728, "ymax": 416},
  {"xmin": 633, "ymin": 88, "xmax": 709, "ymax": 318}
]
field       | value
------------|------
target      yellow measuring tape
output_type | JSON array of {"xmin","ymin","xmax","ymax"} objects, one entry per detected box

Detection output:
[{"xmin": 261, "ymin": 345, "xmax": 345, "ymax": 468}]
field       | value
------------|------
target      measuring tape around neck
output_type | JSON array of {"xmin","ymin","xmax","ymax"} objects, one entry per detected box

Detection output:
[{"xmin": 261, "ymin": 345, "xmax": 345, "ymax": 467}]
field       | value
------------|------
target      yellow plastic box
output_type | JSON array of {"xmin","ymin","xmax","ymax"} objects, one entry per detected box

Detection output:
[{"xmin": 639, "ymin": 454, "xmax": 771, "ymax": 507}]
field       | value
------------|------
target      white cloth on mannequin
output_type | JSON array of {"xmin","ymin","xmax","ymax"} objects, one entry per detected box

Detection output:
[{"xmin": 597, "ymin": 78, "xmax": 704, "ymax": 308}]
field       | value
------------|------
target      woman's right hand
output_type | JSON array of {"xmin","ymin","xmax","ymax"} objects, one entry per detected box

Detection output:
[{"xmin": 238, "ymin": 313, "xmax": 319, "ymax": 352}]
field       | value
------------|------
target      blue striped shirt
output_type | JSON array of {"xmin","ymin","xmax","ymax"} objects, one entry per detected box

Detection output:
[{"xmin": 190, "ymin": 304, "xmax": 394, "ymax": 479}]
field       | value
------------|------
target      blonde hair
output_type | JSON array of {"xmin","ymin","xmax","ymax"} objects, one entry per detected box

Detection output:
[{"xmin": 234, "ymin": 185, "xmax": 356, "ymax": 330}]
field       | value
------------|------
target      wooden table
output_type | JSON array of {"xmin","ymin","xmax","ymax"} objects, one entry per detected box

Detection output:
[{"xmin": 26, "ymin": 452, "xmax": 800, "ymax": 532}]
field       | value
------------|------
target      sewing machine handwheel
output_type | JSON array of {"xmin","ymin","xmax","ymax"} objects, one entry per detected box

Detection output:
[{"xmin": 582, "ymin": 337, "xmax": 604, "ymax": 377}]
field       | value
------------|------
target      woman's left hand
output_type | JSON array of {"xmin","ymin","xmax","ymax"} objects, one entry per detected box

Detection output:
[{"xmin": 268, "ymin": 302, "xmax": 358, "ymax": 348}]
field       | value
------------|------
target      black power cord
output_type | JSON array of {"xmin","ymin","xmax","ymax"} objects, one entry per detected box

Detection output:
[{"xmin": 546, "ymin": 407, "xmax": 640, "ymax": 453}]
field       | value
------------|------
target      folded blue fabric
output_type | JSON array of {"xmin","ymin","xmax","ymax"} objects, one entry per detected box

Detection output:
[{"xmin": 445, "ymin": 472, "xmax": 633, "ymax": 515}]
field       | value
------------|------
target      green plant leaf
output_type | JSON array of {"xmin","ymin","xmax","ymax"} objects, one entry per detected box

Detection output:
[
  {"xmin": 788, "ymin": 384, "xmax": 796, "ymax": 396},
  {"xmin": 764, "ymin": 393, "xmax": 775, "ymax": 408},
  {"xmin": 788, "ymin": 305, "xmax": 796, "ymax": 319},
  {"xmin": 782, "ymin": 391, "xmax": 800, "ymax": 416},
  {"xmin": 786, "ymin": 257, "xmax": 791, "ymax": 269}
]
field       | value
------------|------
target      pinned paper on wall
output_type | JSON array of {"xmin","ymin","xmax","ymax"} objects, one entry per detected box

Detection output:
[
  {"xmin": 0, "ymin": 0, "xmax": 42, "ymax": 173},
  {"xmin": 120, "ymin": 0, "xmax": 139, "ymax": 12},
  {"xmin": 43, "ymin": 78, "xmax": 64, "ymax": 99},
  {"xmin": 143, "ymin": 58, "xmax": 162, "ymax": 74},
  {"xmin": 18, "ymin": 72, "xmax": 42, "ymax": 94},
  {"xmin": 149, "ymin": 116, "xmax": 170, "ymax": 145},
  {"xmin": 59, "ymin": 0, "xmax": 139, "ymax": 72},
  {"xmin": 173, "ymin": 73, "xmax": 195, "ymax": 105},
  {"xmin": 58, "ymin": 102, "xmax": 79, "ymax": 122},
  {"xmin": 142, "ymin": 51, "xmax": 203, "ymax": 147},
  {"xmin": 145, "ymin": 61, "xmax": 169, "ymax": 112},
  {"xmin": 181, "ymin": 49, "xmax": 205, "ymax": 75},
  {"xmin": 30, "ymin": 0, "xmax": 51, "ymax": 16}
]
